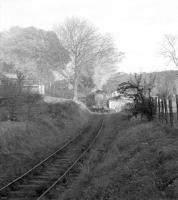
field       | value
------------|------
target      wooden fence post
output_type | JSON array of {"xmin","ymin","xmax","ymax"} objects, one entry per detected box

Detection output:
[
  {"xmin": 158, "ymin": 97, "xmax": 161, "ymax": 122},
  {"xmin": 176, "ymin": 95, "xmax": 178, "ymax": 125},
  {"xmin": 168, "ymin": 97, "xmax": 173, "ymax": 127},
  {"xmin": 163, "ymin": 97, "xmax": 168, "ymax": 124},
  {"xmin": 161, "ymin": 99, "xmax": 164, "ymax": 122},
  {"xmin": 155, "ymin": 97, "xmax": 157, "ymax": 116},
  {"xmin": 150, "ymin": 97, "xmax": 155, "ymax": 119}
]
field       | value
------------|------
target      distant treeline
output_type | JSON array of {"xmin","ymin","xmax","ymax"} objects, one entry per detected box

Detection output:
[{"xmin": 103, "ymin": 70, "xmax": 178, "ymax": 97}]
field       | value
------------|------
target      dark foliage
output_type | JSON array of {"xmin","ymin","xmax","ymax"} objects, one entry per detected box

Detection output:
[
  {"xmin": 118, "ymin": 74, "xmax": 156, "ymax": 121},
  {"xmin": 127, "ymin": 98, "xmax": 156, "ymax": 121},
  {"xmin": 0, "ymin": 92, "xmax": 42, "ymax": 121},
  {"xmin": 85, "ymin": 93, "xmax": 95, "ymax": 109}
]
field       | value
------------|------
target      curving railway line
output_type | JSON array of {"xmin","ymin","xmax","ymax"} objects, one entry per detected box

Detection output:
[{"xmin": 0, "ymin": 118, "xmax": 104, "ymax": 200}]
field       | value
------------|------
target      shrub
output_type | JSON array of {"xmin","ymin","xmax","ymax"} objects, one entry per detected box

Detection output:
[
  {"xmin": 0, "ymin": 93, "xmax": 42, "ymax": 121},
  {"xmin": 85, "ymin": 93, "xmax": 95, "ymax": 109},
  {"xmin": 125, "ymin": 98, "xmax": 156, "ymax": 121}
]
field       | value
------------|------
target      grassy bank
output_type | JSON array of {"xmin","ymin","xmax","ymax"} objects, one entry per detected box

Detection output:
[
  {"xmin": 61, "ymin": 114, "xmax": 178, "ymax": 200},
  {"xmin": 0, "ymin": 100, "xmax": 90, "ymax": 187}
]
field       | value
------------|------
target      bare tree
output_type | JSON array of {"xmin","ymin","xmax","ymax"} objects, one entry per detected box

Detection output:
[
  {"xmin": 118, "ymin": 73, "xmax": 156, "ymax": 120},
  {"xmin": 55, "ymin": 17, "xmax": 122, "ymax": 101},
  {"xmin": 118, "ymin": 73, "xmax": 156, "ymax": 100},
  {"xmin": 157, "ymin": 75, "xmax": 177, "ymax": 98},
  {"xmin": 161, "ymin": 35, "xmax": 178, "ymax": 67}
]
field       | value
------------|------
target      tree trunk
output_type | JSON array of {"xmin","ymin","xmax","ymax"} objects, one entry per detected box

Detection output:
[
  {"xmin": 73, "ymin": 76, "xmax": 78, "ymax": 101},
  {"xmin": 73, "ymin": 56, "xmax": 79, "ymax": 102}
]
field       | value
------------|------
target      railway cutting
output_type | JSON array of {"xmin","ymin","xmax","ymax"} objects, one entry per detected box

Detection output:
[{"xmin": 0, "ymin": 118, "xmax": 104, "ymax": 200}]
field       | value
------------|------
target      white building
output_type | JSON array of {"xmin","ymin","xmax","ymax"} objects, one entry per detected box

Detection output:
[
  {"xmin": 0, "ymin": 73, "xmax": 45, "ymax": 95},
  {"xmin": 108, "ymin": 96, "xmax": 133, "ymax": 112}
]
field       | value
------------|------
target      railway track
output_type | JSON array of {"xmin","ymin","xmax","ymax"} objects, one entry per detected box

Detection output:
[{"xmin": 0, "ymin": 118, "xmax": 104, "ymax": 200}]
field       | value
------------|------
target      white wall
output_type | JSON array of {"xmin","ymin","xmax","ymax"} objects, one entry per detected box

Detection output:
[{"xmin": 109, "ymin": 98, "xmax": 133, "ymax": 112}]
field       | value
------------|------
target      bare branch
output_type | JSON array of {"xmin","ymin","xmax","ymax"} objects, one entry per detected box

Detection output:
[
  {"xmin": 54, "ymin": 17, "xmax": 122, "ymax": 100},
  {"xmin": 161, "ymin": 34, "xmax": 178, "ymax": 67}
]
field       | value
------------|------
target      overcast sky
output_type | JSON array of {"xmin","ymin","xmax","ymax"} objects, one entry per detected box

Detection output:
[{"xmin": 1, "ymin": 0, "xmax": 178, "ymax": 73}]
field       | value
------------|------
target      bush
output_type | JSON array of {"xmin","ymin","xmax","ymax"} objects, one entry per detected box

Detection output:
[
  {"xmin": 85, "ymin": 93, "xmax": 95, "ymax": 109},
  {"xmin": 0, "ymin": 93, "xmax": 42, "ymax": 121},
  {"xmin": 0, "ymin": 100, "xmax": 90, "ymax": 187},
  {"xmin": 125, "ymin": 98, "xmax": 156, "ymax": 121}
]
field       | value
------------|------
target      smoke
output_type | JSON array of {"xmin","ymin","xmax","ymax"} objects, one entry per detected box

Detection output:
[{"xmin": 93, "ymin": 64, "xmax": 120, "ymax": 90}]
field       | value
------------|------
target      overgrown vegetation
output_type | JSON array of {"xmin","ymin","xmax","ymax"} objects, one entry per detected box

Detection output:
[
  {"xmin": 61, "ymin": 113, "xmax": 178, "ymax": 200},
  {"xmin": 118, "ymin": 73, "xmax": 156, "ymax": 120},
  {"xmin": 0, "ymin": 100, "xmax": 90, "ymax": 187}
]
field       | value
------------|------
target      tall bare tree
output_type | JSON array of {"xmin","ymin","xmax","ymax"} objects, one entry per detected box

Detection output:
[
  {"xmin": 156, "ymin": 74, "xmax": 177, "ymax": 98},
  {"xmin": 160, "ymin": 35, "xmax": 178, "ymax": 98},
  {"xmin": 161, "ymin": 35, "xmax": 178, "ymax": 67},
  {"xmin": 55, "ymin": 18, "xmax": 122, "ymax": 101}
]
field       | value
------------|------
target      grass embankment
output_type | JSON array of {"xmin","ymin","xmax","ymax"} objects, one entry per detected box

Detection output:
[
  {"xmin": 0, "ymin": 100, "xmax": 90, "ymax": 187},
  {"xmin": 61, "ymin": 114, "xmax": 178, "ymax": 200}
]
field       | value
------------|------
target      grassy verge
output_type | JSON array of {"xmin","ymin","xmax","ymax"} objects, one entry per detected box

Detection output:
[
  {"xmin": 0, "ymin": 100, "xmax": 90, "ymax": 187},
  {"xmin": 61, "ymin": 113, "xmax": 178, "ymax": 200}
]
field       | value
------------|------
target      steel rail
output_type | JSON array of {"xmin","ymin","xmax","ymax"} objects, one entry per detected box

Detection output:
[
  {"xmin": 0, "ymin": 118, "xmax": 103, "ymax": 200},
  {"xmin": 37, "ymin": 119, "xmax": 104, "ymax": 200},
  {"xmin": 0, "ymin": 126, "xmax": 84, "ymax": 193}
]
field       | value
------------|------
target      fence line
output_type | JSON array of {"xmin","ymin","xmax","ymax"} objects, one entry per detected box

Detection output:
[{"xmin": 154, "ymin": 95, "xmax": 178, "ymax": 127}]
